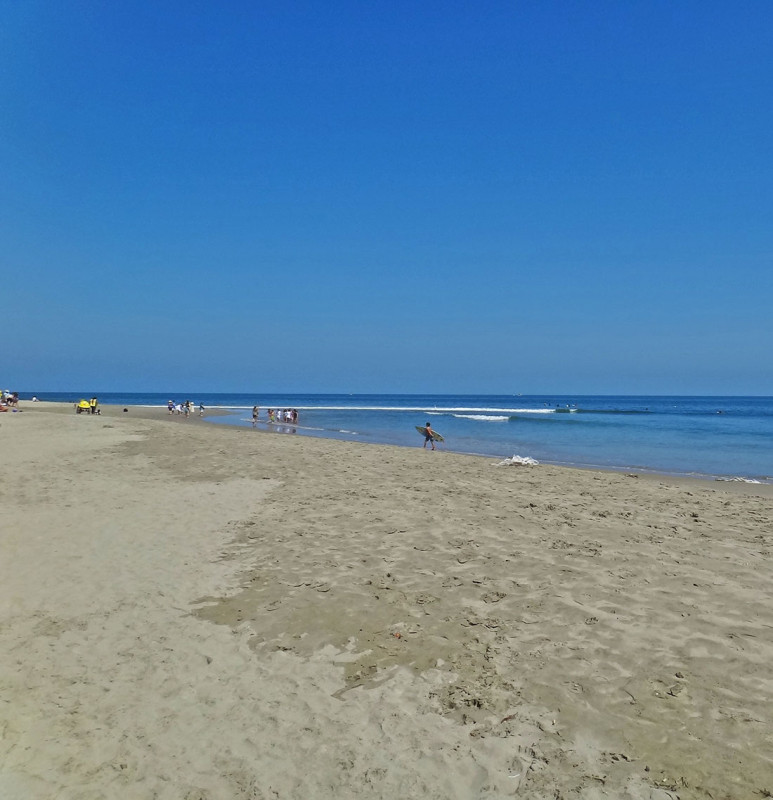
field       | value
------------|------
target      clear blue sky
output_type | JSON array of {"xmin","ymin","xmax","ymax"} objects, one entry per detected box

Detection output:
[{"xmin": 3, "ymin": 1, "xmax": 772, "ymax": 394}]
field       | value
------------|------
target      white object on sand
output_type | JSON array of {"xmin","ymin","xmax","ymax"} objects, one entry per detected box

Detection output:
[{"xmin": 496, "ymin": 455, "xmax": 539, "ymax": 466}]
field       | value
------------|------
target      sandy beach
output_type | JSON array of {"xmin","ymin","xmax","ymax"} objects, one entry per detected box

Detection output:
[{"xmin": 1, "ymin": 402, "xmax": 771, "ymax": 799}]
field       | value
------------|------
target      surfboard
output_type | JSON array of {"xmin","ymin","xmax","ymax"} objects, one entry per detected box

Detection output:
[{"xmin": 416, "ymin": 425, "xmax": 444, "ymax": 442}]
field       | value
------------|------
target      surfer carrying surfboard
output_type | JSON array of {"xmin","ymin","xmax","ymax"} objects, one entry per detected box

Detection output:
[{"xmin": 423, "ymin": 421, "xmax": 436, "ymax": 450}]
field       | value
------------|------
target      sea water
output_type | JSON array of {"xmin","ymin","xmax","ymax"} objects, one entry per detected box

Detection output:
[{"xmin": 27, "ymin": 393, "xmax": 773, "ymax": 483}]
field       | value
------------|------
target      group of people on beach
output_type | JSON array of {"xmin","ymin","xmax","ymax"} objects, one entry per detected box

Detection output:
[
  {"xmin": 167, "ymin": 400, "xmax": 204, "ymax": 417},
  {"xmin": 1, "ymin": 390, "xmax": 19, "ymax": 411},
  {"xmin": 252, "ymin": 407, "xmax": 299, "ymax": 426}
]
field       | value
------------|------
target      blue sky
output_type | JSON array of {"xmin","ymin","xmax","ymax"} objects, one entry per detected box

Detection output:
[{"xmin": 2, "ymin": 1, "xmax": 772, "ymax": 394}]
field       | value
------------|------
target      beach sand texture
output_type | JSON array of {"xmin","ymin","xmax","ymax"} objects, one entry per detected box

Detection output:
[{"xmin": 1, "ymin": 404, "xmax": 772, "ymax": 799}]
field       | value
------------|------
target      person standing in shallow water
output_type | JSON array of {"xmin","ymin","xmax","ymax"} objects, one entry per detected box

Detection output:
[
  {"xmin": 423, "ymin": 421, "xmax": 436, "ymax": 450},
  {"xmin": 252, "ymin": 406, "xmax": 259, "ymax": 427}
]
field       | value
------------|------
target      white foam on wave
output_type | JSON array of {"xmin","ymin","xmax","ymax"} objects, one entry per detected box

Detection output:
[
  {"xmin": 453, "ymin": 414, "xmax": 509, "ymax": 421},
  {"xmin": 244, "ymin": 405, "xmax": 560, "ymax": 414}
]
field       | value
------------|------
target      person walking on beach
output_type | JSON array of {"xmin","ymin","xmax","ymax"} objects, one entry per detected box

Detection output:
[
  {"xmin": 423, "ymin": 421, "xmax": 436, "ymax": 450},
  {"xmin": 89, "ymin": 397, "xmax": 98, "ymax": 415}
]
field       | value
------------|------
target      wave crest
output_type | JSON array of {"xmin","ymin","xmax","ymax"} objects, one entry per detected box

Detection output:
[{"xmin": 453, "ymin": 414, "xmax": 509, "ymax": 422}]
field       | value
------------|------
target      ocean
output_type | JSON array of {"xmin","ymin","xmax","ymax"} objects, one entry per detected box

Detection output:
[{"xmin": 26, "ymin": 392, "xmax": 773, "ymax": 483}]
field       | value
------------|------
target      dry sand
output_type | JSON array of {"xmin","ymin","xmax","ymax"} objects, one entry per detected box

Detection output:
[{"xmin": 1, "ymin": 402, "xmax": 772, "ymax": 799}]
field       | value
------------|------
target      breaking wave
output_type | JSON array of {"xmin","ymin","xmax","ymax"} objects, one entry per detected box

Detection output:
[{"xmin": 453, "ymin": 414, "xmax": 509, "ymax": 421}]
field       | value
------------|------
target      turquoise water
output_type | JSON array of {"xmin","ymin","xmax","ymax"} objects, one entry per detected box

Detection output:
[{"xmin": 28, "ymin": 392, "xmax": 773, "ymax": 483}]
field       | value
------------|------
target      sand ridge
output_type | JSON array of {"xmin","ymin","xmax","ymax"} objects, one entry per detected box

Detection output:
[{"xmin": 1, "ymin": 404, "xmax": 772, "ymax": 798}]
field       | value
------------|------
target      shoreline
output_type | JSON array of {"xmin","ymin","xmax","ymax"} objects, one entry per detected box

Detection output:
[
  {"xmin": 2, "ymin": 402, "xmax": 772, "ymax": 797},
  {"xmin": 22, "ymin": 399, "xmax": 773, "ymax": 492}
]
